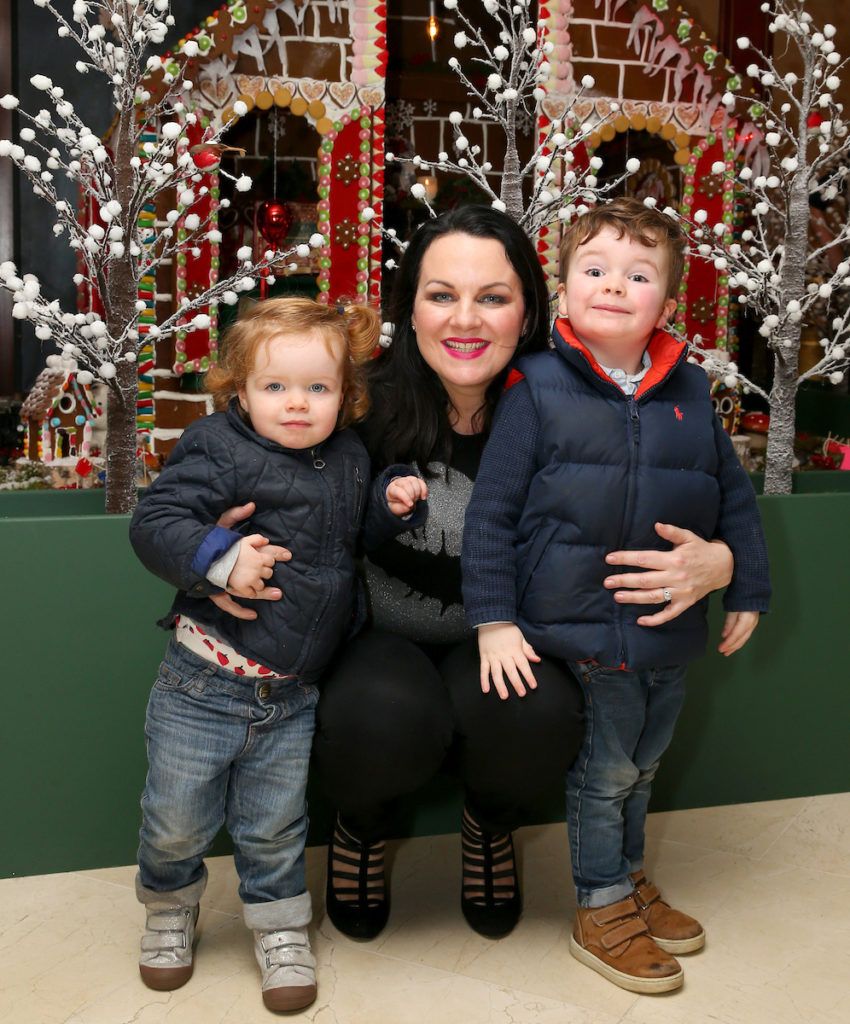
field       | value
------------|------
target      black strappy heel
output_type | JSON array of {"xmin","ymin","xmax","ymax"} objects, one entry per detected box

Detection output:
[
  {"xmin": 325, "ymin": 816, "xmax": 389, "ymax": 940},
  {"xmin": 460, "ymin": 808, "xmax": 521, "ymax": 939}
]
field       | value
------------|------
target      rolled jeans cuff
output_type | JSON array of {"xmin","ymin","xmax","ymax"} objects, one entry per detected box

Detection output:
[
  {"xmin": 577, "ymin": 878, "xmax": 634, "ymax": 909},
  {"xmin": 135, "ymin": 864, "xmax": 208, "ymax": 908},
  {"xmin": 243, "ymin": 890, "xmax": 312, "ymax": 931}
]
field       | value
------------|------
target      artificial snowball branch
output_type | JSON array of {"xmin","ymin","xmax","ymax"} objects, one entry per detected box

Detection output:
[{"xmin": 389, "ymin": 0, "xmax": 639, "ymax": 232}]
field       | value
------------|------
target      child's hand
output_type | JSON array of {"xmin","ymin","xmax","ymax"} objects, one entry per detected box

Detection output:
[
  {"xmin": 717, "ymin": 611, "xmax": 760, "ymax": 656},
  {"xmin": 386, "ymin": 475, "xmax": 428, "ymax": 517},
  {"xmin": 477, "ymin": 623, "xmax": 540, "ymax": 700},
  {"xmin": 226, "ymin": 534, "xmax": 282, "ymax": 598}
]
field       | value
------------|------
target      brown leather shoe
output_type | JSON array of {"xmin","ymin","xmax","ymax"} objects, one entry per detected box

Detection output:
[
  {"xmin": 630, "ymin": 871, "xmax": 705, "ymax": 954},
  {"xmin": 570, "ymin": 895, "xmax": 684, "ymax": 994}
]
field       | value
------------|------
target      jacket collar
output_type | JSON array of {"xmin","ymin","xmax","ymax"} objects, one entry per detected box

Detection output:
[{"xmin": 551, "ymin": 317, "xmax": 688, "ymax": 400}]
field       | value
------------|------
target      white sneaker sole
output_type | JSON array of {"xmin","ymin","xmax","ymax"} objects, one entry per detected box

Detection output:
[
  {"xmin": 569, "ymin": 936, "xmax": 684, "ymax": 994},
  {"xmin": 652, "ymin": 929, "xmax": 706, "ymax": 955}
]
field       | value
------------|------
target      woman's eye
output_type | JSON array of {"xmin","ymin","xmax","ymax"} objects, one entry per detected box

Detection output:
[
  {"xmin": 266, "ymin": 382, "xmax": 283, "ymax": 392},
  {"xmin": 309, "ymin": 383, "xmax": 327, "ymax": 393},
  {"xmin": 480, "ymin": 294, "xmax": 506, "ymax": 304},
  {"xmin": 428, "ymin": 291, "xmax": 453, "ymax": 302}
]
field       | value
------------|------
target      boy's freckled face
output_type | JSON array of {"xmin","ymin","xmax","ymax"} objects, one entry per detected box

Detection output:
[
  {"xmin": 557, "ymin": 227, "xmax": 677, "ymax": 368},
  {"xmin": 238, "ymin": 330, "xmax": 344, "ymax": 450}
]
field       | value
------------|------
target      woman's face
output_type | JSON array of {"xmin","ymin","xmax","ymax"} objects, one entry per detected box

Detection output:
[{"xmin": 411, "ymin": 232, "xmax": 527, "ymax": 397}]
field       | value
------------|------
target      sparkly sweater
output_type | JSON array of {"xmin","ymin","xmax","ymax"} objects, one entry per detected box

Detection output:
[{"xmin": 362, "ymin": 431, "xmax": 486, "ymax": 645}]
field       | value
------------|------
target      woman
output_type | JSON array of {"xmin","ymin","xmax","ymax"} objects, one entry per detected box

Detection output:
[{"xmin": 215, "ymin": 206, "xmax": 733, "ymax": 943}]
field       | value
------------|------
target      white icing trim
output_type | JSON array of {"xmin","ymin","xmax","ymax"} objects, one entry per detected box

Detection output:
[
  {"xmin": 153, "ymin": 391, "xmax": 211, "ymax": 401},
  {"xmin": 151, "ymin": 428, "xmax": 186, "ymax": 439}
]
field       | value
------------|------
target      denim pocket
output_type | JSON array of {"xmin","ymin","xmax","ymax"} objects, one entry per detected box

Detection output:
[{"xmin": 153, "ymin": 661, "xmax": 203, "ymax": 694}]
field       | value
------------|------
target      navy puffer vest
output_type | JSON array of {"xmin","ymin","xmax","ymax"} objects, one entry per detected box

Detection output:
[{"xmin": 514, "ymin": 320, "xmax": 721, "ymax": 670}]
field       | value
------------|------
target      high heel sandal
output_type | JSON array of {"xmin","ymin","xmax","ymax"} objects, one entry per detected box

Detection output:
[
  {"xmin": 325, "ymin": 816, "xmax": 389, "ymax": 940},
  {"xmin": 460, "ymin": 808, "xmax": 521, "ymax": 938}
]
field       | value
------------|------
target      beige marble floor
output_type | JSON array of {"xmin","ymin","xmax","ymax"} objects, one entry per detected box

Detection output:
[{"xmin": 2, "ymin": 793, "xmax": 849, "ymax": 1024}]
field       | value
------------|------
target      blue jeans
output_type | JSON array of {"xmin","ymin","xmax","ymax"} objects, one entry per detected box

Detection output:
[
  {"xmin": 136, "ymin": 639, "xmax": 318, "ymax": 929},
  {"xmin": 566, "ymin": 660, "xmax": 687, "ymax": 908}
]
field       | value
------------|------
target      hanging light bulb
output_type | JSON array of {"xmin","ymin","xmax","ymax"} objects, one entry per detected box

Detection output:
[{"xmin": 427, "ymin": 1, "xmax": 439, "ymax": 60}]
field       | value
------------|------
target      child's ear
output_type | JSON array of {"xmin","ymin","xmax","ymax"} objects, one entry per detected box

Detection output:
[
  {"xmin": 556, "ymin": 282, "xmax": 568, "ymax": 318},
  {"xmin": 656, "ymin": 297, "xmax": 677, "ymax": 327},
  {"xmin": 237, "ymin": 387, "xmax": 248, "ymax": 411}
]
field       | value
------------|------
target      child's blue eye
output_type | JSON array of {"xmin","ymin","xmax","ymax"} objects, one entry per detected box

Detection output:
[
  {"xmin": 630, "ymin": 274, "xmax": 649, "ymax": 283},
  {"xmin": 266, "ymin": 382, "xmax": 283, "ymax": 392},
  {"xmin": 309, "ymin": 383, "xmax": 327, "ymax": 393},
  {"xmin": 586, "ymin": 268, "xmax": 603, "ymax": 277}
]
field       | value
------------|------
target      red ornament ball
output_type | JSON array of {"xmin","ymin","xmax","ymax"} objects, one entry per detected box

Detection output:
[{"xmin": 257, "ymin": 200, "xmax": 293, "ymax": 248}]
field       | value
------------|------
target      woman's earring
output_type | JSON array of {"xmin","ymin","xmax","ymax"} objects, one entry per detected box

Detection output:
[{"xmin": 411, "ymin": 322, "xmax": 416, "ymax": 333}]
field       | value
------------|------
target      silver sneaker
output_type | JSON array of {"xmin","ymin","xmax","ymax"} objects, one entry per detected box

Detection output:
[
  {"xmin": 253, "ymin": 926, "xmax": 317, "ymax": 1012},
  {"xmin": 139, "ymin": 903, "xmax": 199, "ymax": 991}
]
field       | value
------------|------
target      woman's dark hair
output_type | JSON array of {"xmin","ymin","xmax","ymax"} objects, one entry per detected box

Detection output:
[{"xmin": 364, "ymin": 206, "xmax": 551, "ymax": 472}]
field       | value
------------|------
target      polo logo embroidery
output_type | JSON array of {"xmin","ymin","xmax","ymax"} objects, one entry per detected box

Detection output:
[{"xmin": 674, "ymin": 406, "xmax": 683, "ymax": 421}]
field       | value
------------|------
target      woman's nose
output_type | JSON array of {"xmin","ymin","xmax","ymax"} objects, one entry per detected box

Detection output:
[{"xmin": 450, "ymin": 299, "xmax": 482, "ymax": 329}]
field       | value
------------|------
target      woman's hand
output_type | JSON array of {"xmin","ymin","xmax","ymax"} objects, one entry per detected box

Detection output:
[
  {"xmin": 211, "ymin": 502, "xmax": 291, "ymax": 620},
  {"xmin": 477, "ymin": 623, "xmax": 540, "ymax": 700},
  {"xmin": 604, "ymin": 522, "xmax": 733, "ymax": 627}
]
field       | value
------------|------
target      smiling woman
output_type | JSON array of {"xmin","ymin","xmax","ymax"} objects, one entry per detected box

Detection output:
[
  {"xmin": 410, "ymin": 232, "xmax": 528, "ymax": 429},
  {"xmin": 211, "ymin": 207, "xmax": 736, "ymax": 951}
]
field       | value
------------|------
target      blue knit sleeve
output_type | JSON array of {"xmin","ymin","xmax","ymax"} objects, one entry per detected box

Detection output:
[
  {"xmin": 461, "ymin": 380, "xmax": 540, "ymax": 626},
  {"xmin": 712, "ymin": 417, "xmax": 772, "ymax": 612}
]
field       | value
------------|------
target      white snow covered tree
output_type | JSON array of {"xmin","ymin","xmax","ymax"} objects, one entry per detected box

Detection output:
[
  {"xmin": 389, "ymin": 0, "xmax": 638, "ymax": 238},
  {"xmin": 0, "ymin": 1, "xmax": 323, "ymax": 513},
  {"xmin": 687, "ymin": 0, "xmax": 850, "ymax": 494}
]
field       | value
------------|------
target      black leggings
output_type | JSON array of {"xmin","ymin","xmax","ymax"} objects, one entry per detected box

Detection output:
[{"xmin": 313, "ymin": 628, "xmax": 585, "ymax": 840}]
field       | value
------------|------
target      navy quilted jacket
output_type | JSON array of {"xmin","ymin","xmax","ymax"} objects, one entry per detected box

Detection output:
[
  {"xmin": 462, "ymin": 320, "xmax": 770, "ymax": 670},
  {"xmin": 129, "ymin": 400, "xmax": 373, "ymax": 681}
]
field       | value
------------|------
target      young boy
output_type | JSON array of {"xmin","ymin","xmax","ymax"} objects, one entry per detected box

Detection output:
[{"xmin": 461, "ymin": 197, "xmax": 770, "ymax": 994}]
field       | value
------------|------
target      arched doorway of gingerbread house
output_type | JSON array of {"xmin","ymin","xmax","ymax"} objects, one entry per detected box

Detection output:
[
  {"xmin": 217, "ymin": 106, "xmax": 321, "ymax": 330},
  {"xmin": 592, "ymin": 129, "xmax": 682, "ymax": 210}
]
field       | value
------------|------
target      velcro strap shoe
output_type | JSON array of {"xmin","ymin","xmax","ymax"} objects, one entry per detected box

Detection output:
[
  {"xmin": 139, "ymin": 904, "xmax": 199, "ymax": 991},
  {"xmin": 630, "ymin": 871, "xmax": 706, "ymax": 954},
  {"xmin": 570, "ymin": 895, "xmax": 684, "ymax": 994},
  {"xmin": 253, "ymin": 926, "xmax": 317, "ymax": 1012}
]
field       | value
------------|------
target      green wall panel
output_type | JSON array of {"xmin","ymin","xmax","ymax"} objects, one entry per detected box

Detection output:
[{"xmin": 2, "ymin": 496, "xmax": 848, "ymax": 878}]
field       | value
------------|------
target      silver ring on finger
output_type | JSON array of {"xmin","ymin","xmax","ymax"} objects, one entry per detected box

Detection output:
[{"xmin": 662, "ymin": 588, "xmax": 672, "ymax": 603}]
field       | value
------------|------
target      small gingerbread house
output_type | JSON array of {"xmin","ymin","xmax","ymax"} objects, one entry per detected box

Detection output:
[{"xmin": 20, "ymin": 366, "xmax": 103, "ymax": 464}]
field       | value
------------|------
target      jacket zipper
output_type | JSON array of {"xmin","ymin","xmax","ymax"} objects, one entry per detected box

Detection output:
[
  {"xmin": 354, "ymin": 464, "xmax": 364, "ymax": 520},
  {"xmin": 616, "ymin": 398, "xmax": 641, "ymax": 665},
  {"xmin": 296, "ymin": 447, "xmax": 335, "ymax": 673}
]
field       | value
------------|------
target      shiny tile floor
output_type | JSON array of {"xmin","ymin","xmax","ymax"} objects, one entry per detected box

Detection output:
[{"xmin": 2, "ymin": 793, "xmax": 849, "ymax": 1024}]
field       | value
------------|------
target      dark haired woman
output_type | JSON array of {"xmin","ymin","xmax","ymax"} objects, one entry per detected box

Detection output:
[
  {"xmin": 310, "ymin": 207, "xmax": 734, "ymax": 942},
  {"xmin": 216, "ymin": 206, "xmax": 734, "ymax": 943}
]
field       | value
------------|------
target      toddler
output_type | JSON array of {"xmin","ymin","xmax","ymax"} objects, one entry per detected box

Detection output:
[
  {"xmin": 130, "ymin": 297, "xmax": 424, "ymax": 1012},
  {"xmin": 462, "ymin": 198, "xmax": 770, "ymax": 994}
]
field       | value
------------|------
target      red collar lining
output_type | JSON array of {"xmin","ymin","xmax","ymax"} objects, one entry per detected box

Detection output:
[{"xmin": 553, "ymin": 318, "xmax": 685, "ymax": 398}]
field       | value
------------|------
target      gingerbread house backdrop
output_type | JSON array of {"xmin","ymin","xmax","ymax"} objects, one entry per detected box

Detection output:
[
  {"xmin": 385, "ymin": 1, "xmax": 754, "ymax": 355},
  {"xmin": 70, "ymin": 0, "xmax": 752, "ymax": 466}
]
